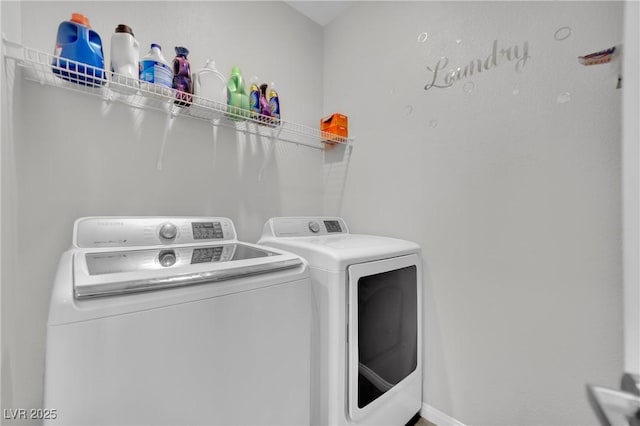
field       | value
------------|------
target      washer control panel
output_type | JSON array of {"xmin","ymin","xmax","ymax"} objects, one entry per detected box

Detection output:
[
  {"xmin": 83, "ymin": 244, "xmax": 240, "ymax": 275},
  {"xmin": 266, "ymin": 217, "xmax": 349, "ymax": 237},
  {"xmin": 75, "ymin": 217, "xmax": 236, "ymax": 248}
]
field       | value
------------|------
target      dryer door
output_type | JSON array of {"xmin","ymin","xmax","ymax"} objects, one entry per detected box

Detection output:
[{"xmin": 347, "ymin": 253, "xmax": 422, "ymax": 422}]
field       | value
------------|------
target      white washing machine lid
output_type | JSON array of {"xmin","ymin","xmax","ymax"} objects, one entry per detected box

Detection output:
[
  {"xmin": 260, "ymin": 217, "xmax": 420, "ymax": 271},
  {"xmin": 73, "ymin": 241, "xmax": 302, "ymax": 299}
]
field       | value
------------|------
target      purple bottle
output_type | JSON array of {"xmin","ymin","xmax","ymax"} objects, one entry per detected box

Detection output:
[
  {"xmin": 173, "ymin": 46, "xmax": 192, "ymax": 106},
  {"xmin": 259, "ymin": 83, "xmax": 272, "ymax": 124}
]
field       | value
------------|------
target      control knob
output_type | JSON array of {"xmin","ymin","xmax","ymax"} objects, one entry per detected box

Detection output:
[
  {"xmin": 158, "ymin": 250, "xmax": 177, "ymax": 267},
  {"xmin": 159, "ymin": 222, "xmax": 178, "ymax": 241},
  {"xmin": 308, "ymin": 221, "xmax": 320, "ymax": 233}
]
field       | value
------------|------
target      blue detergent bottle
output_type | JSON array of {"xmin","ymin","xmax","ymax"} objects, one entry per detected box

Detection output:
[
  {"xmin": 268, "ymin": 85, "xmax": 280, "ymax": 126},
  {"xmin": 248, "ymin": 76, "xmax": 261, "ymax": 119},
  {"xmin": 52, "ymin": 13, "xmax": 105, "ymax": 86}
]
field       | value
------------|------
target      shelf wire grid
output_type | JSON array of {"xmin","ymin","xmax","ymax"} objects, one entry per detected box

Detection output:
[{"xmin": 3, "ymin": 38, "xmax": 353, "ymax": 150}]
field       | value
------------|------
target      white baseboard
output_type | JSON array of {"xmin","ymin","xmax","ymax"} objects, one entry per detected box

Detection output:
[{"xmin": 421, "ymin": 403, "xmax": 466, "ymax": 426}]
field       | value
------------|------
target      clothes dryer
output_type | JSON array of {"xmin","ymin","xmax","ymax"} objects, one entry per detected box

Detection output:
[
  {"xmin": 44, "ymin": 216, "xmax": 311, "ymax": 425},
  {"xmin": 259, "ymin": 217, "xmax": 423, "ymax": 425}
]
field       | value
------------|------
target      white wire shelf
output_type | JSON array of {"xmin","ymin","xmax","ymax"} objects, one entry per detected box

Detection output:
[{"xmin": 2, "ymin": 38, "xmax": 353, "ymax": 150}]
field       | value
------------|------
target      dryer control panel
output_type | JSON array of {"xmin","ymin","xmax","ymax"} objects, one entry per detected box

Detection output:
[
  {"xmin": 74, "ymin": 217, "xmax": 237, "ymax": 248},
  {"xmin": 264, "ymin": 217, "xmax": 349, "ymax": 237}
]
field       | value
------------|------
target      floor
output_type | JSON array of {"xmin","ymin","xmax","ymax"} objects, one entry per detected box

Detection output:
[{"xmin": 416, "ymin": 417, "xmax": 437, "ymax": 426}]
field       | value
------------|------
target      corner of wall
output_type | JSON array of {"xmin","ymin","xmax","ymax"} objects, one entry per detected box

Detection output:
[
  {"xmin": 1, "ymin": 0, "xmax": 23, "ymax": 414},
  {"xmin": 421, "ymin": 403, "xmax": 467, "ymax": 426},
  {"xmin": 623, "ymin": 0, "xmax": 640, "ymax": 375}
]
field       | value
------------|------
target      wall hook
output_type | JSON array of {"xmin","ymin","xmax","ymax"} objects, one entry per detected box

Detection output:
[{"xmin": 578, "ymin": 44, "xmax": 622, "ymax": 89}]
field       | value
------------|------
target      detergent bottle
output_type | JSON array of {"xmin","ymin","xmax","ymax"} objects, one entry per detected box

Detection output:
[
  {"xmin": 172, "ymin": 46, "xmax": 193, "ymax": 106},
  {"xmin": 268, "ymin": 84, "xmax": 280, "ymax": 126},
  {"xmin": 109, "ymin": 24, "xmax": 139, "ymax": 93},
  {"xmin": 52, "ymin": 13, "xmax": 105, "ymax": 86},
  {"xmin": 248, "ymin": 76, "xmax": 261, "ymax": 120},
  {"xmin": 226, "ymin": 67, "xmax": 250, "ymax": 120},
  {"xmin": 193, "ymin": 59, "xmax": 227, "ymax": 107},
  {"xmin": 139, "ymin": 44, "xmax": 173, "ymax": 96},
  {"xmin": 258, "ymin": 83, "xmax": 272, "ymax": 125}
]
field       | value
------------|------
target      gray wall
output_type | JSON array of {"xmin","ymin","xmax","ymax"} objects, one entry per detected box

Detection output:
[
  {"xmin": 0, "ymin": 1, "xmax": 629, "ymax": 426},
  {"xmin": 323, "ymin": 2, "xmax": 623, "ymax": 425}
]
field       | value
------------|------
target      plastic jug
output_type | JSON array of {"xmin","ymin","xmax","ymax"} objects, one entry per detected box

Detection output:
[
  {"xmin": 109, "ymin": 24, "xmax": 139, "ymax": 93},
  {"xmin": 139, "ymin": 44, "xmax": 173, "ymax": 96},
  {"xmin": 172, "ymin": 46, "xmax": 193, "ymax": 106},
  {"xmin": 52, "ymin": 13, "xmax": 105, "ymax": 86},
  {"xmin": 248, "ymin": 76, "xmax": 261, "ymax": 119},
  {"xmin": 258, "ymin": 83, "xmax": 272, "ymax": 125},
  {"xmin": 269, "ymin": 86, "xmax": 280, "ymax": 126},
  {"xmin": 226, "ymin": 66, "xmax": 250, "ymax": 120},
  {"xmin": 193, "ymin": 60, "xmax": 227, "ymax": 108}
]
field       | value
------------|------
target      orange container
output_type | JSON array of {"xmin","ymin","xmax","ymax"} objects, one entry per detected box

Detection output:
[
  {"xmin": 321, "ymin": 113, "xmax": 348, "ymax": 142},
  {"xmin": 324, "ymin": 125, "xmax": 348, "ymax": 137}
]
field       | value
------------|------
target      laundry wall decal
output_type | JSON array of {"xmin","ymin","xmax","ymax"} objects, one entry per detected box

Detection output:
[{"xmin": 424, "ymin": 39, "xmax": 531, "ymax": 91}]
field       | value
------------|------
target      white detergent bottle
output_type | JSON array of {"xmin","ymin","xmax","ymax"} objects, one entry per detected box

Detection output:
[
  {"xmin": 193, "ymin": 59, "xmax": 227, "ymax": 108},
  {"xmin": 109, "ymin": 24, "xmax": 139, "ymax": 94},
  {"xmin": 139, "ymin": 43, "xmax": 173, "ymax": 97}
]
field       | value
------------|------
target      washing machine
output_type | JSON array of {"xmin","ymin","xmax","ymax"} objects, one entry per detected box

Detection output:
[
  {"xmin": 44, "ymin": 216, "xmax": 311, "ymax": 426},
  {"xmin": 259, "ymin": 217, "xmax": 423, "ymax": 426}
]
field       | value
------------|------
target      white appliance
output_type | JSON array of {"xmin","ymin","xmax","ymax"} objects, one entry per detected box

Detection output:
[
  {"xmin": 44, "ymin": 216, "xmax": 311, "ymax": 426},
  {"xmin": 259, "ymin": 217, "xmax": 423, "ymax": 425}
]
